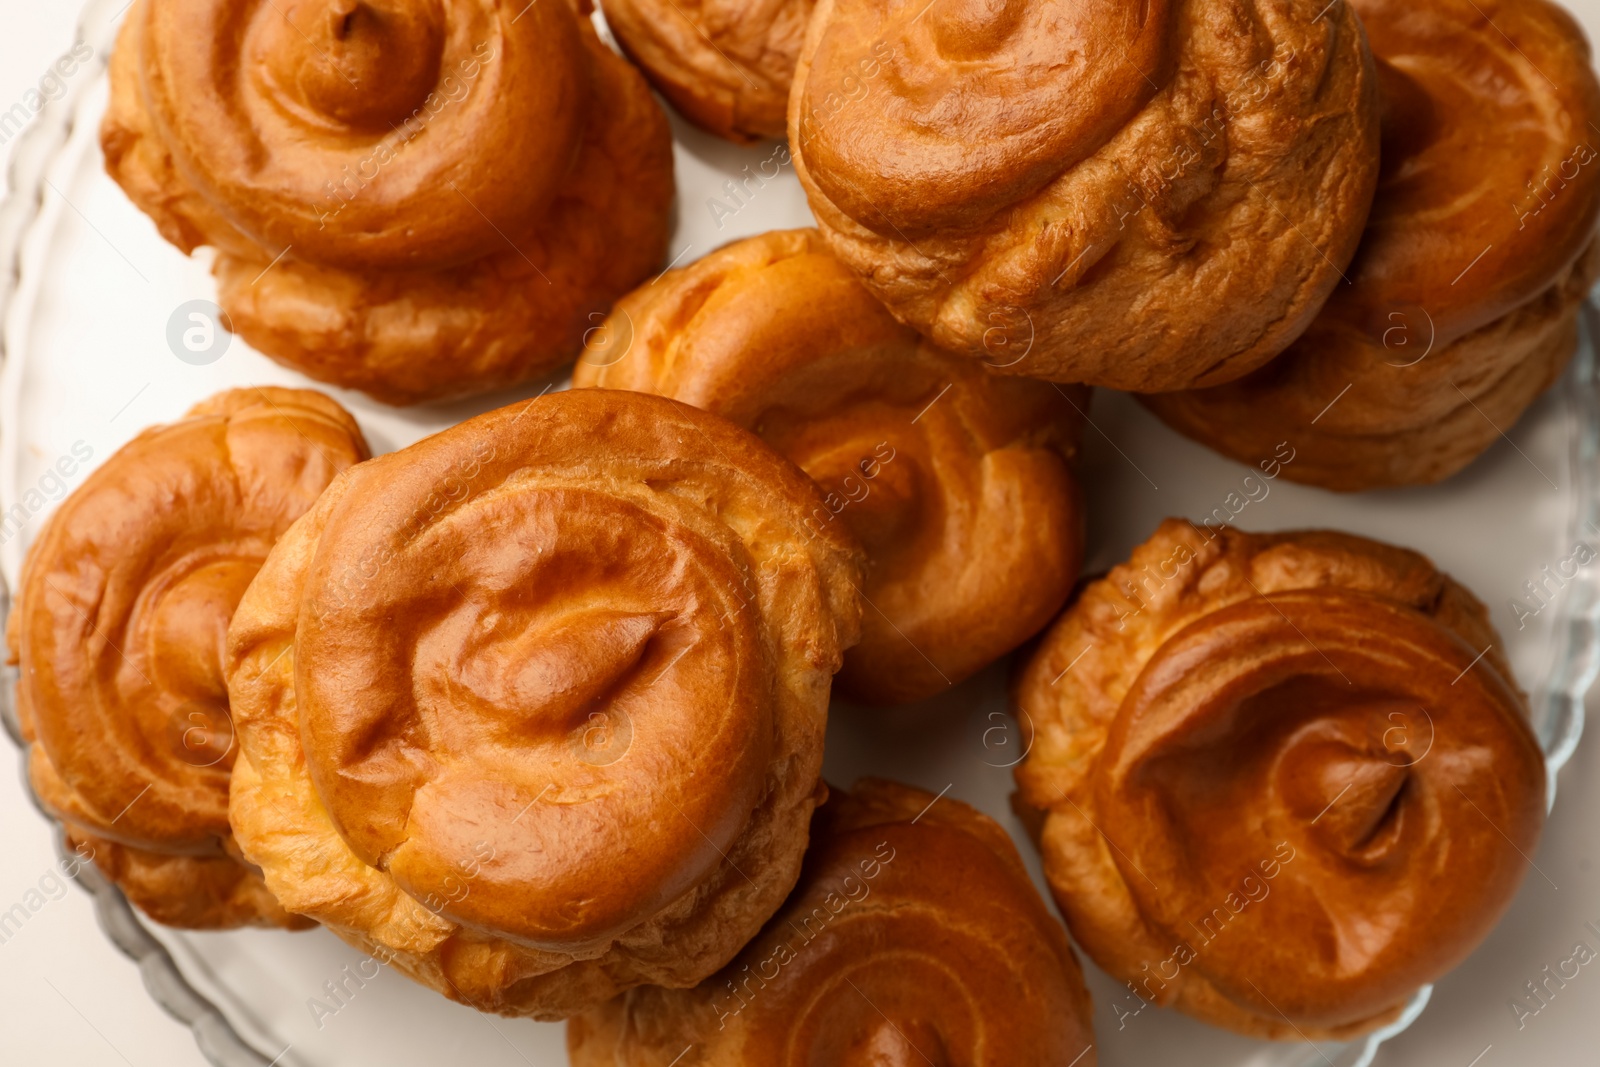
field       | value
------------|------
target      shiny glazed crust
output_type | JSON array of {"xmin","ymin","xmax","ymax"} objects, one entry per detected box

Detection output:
[
  {"xmin": 1014, "ymin": 520, "xmax": 1547, "ymax": 1038},
  {"xmin": 599, "ymin": 0, "xmax": 812, "ymax": 142},
  {"xmin": 225, "ymin": 389, "xmax": 864, "ymax": 1018},
  {"xmin": 567, "ymin": 778, "xmax": 1097, "ymax": 1066},
  {"xmin": 1146, "ymin": 0, "xmax": 1600, "ymax": 490},
  {"xmin": 574, "ymin": 228, "xmax": 1085, "ymax": 705},
  {"xmin": 789, "ymin": 0, "xmax": 1381, "ymax": 391},
  {"xmin": 101, "ymin": 0, "xmax": 674, "ymax": 405},
  {"xmin": 8, "ymin": 387, "xmax": 368, "ymax": 929}
]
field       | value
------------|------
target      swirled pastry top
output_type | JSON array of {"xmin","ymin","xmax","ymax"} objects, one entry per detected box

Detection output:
[
  {"xmin": 1144, "ymin": 0, "xmax": 1600, "ymax": 489},
  {"xmin": 134, "ymin": 0, "xmax": 584, "ymax": 269},
  {"xmin": 225, "ymin": 389, "xmax": 864, "ymax": 1016},
  {"xmin": 574, "ymin": 229, "xmax": 1084, "ymax": 705},
  {"xmin": 103, "ymin": 0, "xmax": 675, "ymax": 404},
  {"xmin": 1341, "ymin": 0, "xmax": 1600, "ymax": 345},
  {"xmin": 567, "ymin": 778, "xmax": 1097, "ymax": 1066},
  {"xmin": 1014, "ymin": 520, "xmax": 1545, "ymax": 1038},
  {"xmin": 789, "ymin": 0, "xmax": 1381, "ymax": 391},
  {"xmin": 10, "ymin": 387, "xmax": 366, "ymax": 854},
  {"xmin": 599, "ymin": 0, "xmax": 812, "ymax": 141},
  {"xmin": 8, "ymin": 388, "xmax": 366, "ymax": 925}
]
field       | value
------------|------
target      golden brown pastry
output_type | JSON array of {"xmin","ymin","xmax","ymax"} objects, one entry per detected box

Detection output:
[
  {"xmin": 1015, "ymin": 520, "xmax": 1546, "ymax": 1039},
  {"xmin": 103, "ymin": 0, "xmax": 674, "ymax": 405},
  {"xmin": 788, "ymin": 0, "xmax": 1381, "ymax": 392},
  {"xmin": 599, "ymin": 0, "xmax": 811, "ymax": 142},
  {"xmin": 568, "ymin": 778, "xmax": 1097, "ymax": 1066},
  {"xmin": 8, "ymin": 388, "xmax": 368, "ymax": 929},
  {"xmin": 225, "ymin": 389, "xmax": 863, "ymax": 1018},
  {"xmin": 1146, "ymin": 0, "xmax": 1600, "ymax": 491},
  {"xmin": 575, "ymin": 229, "xmax": 1084, "ymax": 705}
]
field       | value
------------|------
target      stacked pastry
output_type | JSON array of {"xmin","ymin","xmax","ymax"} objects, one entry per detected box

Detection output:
[
  {"xmin": 1015, "ymin": 521, "xmax": 1546, "ymax": 1038},
  {"xmin": 568, "ymin": 779, "xmax": 1097, "ymax": 1065},
  {"xmin": 6, "ymin": 0, "xmax": 1585, "ymax": 1058},
  {"xmin": 98, "ymin": 0, "xmax": 1600, "ymax": 489},
  {"xmin": 223, "ymin": 389, "xmax": 862, "ymax": 1016},
  {"xmin": 575, "ymin": 228, "xmax": 1085, "ymax": 704},
  {"xmin": 9, "ymin": 388, "xmax": 368, "ymax": 928},
  {"xmin": 1146, "ymin": 0, "xmax": 1600, "ymax": 489},
  {"xmin": 622, "ymin": 0, "xmax": 1600, "ymax": 491},
  {"xmin": 786, "ymin": 0, "xmax": 1382, "ymax": 391},
  {"xmin": 103, "ymin": 0, "xmax": 674, "ymax": 404}
]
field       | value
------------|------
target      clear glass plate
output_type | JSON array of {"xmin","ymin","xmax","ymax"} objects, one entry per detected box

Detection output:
[{"xmin": 2, "ymin": 2, "xmax": 1596, "ymax": 1065}]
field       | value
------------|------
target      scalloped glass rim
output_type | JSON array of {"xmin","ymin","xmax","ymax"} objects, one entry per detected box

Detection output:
[
  {"xmin": 0, "ymin": 1, "xmax": 1594, "ymax": 1065},
  {"xmin": 0, "ymin": 9, "xmax": 278, "ymax": 1065}
]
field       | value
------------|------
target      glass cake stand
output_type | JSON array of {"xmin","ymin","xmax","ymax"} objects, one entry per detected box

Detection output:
[{"xmin": 2, "ymin": 2, "xmax": 1596, "ymax": 1065}]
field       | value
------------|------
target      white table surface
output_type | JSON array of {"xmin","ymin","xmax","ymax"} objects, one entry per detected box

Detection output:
[{"xmin": 5, "ymin": 3, "xmax": 1600, "ymax": 1065}]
